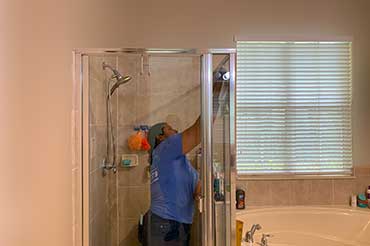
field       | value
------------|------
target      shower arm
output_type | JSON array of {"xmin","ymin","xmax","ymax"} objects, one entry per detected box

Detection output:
[{"xmin": 103, "ymin": 63, "xmax": 121, "ymax": 80}]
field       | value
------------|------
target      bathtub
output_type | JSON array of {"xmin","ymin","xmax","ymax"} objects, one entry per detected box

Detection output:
[{"xmin": 236, "ymin": 206, "xmax": 370, "ymax": 246}]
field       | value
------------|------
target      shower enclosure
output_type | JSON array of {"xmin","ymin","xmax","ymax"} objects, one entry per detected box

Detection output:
[{"xmin": 72, "ymin": 48, "xmax": 236, "ymax": 246}]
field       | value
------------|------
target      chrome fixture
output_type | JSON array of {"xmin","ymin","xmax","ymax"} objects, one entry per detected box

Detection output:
[
  {"xmin": 102, "ymin": 62, "xmax": 132, "ymax": 175},
  {"xmin": 109, "ymin": 75, "xmax": 131, "ymax": 96},
  {"xmin": 101, "ymin": 158, "xmax": 116, "ymax": 176},
  {"xmin": 214, "ymin": 55, "xmax": 230, "ymax": 81},
  {"xmin": 259, "ymin": 234, "xmax": 272, "ymax": 246},
  {"xmin": 221, "ymin": 71, "xmax": 230, "ymax": 81},
  {"xmin": 103, "ymin": 62, "xmax": 132, "ymax": 96},
  {"xmin": 103, "ymin": 62, "xmax": 123, "ymax": 80},
  {"xmin": 245, "ymin": 224, "xmax": 262, "ymax": 243},
  {"xmin": 214, "ymin": 66, "xmax": 230, "ymax": 81}
]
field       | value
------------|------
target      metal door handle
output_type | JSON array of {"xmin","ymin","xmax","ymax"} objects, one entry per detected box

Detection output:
[{"xmin": 197, "ymin": 195, "xmax": 205, "ymax": 213}]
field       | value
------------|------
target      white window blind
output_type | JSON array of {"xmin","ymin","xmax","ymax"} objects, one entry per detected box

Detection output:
[{"xmin": 236, "ymin": 41, "xmax": 352, "ymax": 175}]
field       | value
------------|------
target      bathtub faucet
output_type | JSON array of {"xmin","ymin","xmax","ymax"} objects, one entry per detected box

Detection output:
[{"xmin": 245, "ymin": 223, "xmax": 262, "ymax": 243}]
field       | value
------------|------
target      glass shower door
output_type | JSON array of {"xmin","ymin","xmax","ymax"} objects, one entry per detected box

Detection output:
[
  {"xmin": 212, "ymin": 54, "xmax": 229, "ymax": 246},
  {"xmin": 211, "ymin": 53, "xmax": 235, "ymax": 246},
  {"xmin": 84, "ymin": 50, "xmax": 205, "ymax": 246},
  {"xmin": 145, "ymin": 53, "xmax": 203, "ymax": 246}
]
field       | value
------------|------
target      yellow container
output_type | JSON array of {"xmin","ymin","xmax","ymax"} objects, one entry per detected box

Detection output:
[{"xmin": 236, "ymin": 220, "xmax": 243, "ymax": 246}]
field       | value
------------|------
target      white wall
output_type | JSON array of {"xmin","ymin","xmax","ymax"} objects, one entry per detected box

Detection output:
[{"xmin": 1, "ymin": 0, "xmax": 369, "ymax": 245}]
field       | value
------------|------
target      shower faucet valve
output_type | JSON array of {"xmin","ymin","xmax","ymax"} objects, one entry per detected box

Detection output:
[{"xmin": 102, "ymin": 158, "xmax": 117, "ymax": 176}]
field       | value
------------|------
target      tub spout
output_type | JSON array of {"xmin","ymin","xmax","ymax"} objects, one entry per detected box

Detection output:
[{"xmin": 245, "ymin": 224, "xmax": 262, "ymax": 243}]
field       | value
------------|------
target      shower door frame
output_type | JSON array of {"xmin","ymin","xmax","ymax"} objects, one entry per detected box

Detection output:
[{"xmin": 72, "ymin": 48, "xmax": 237, "ymax": 246}]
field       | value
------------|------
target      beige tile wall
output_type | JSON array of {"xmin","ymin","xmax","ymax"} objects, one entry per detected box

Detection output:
[
  {"xmin": 236, "ymin": 166, "xmax": 370, "ymax": 207},
  {"xmin": 116, "ymin": 55, "xmax": 201, "ymax": 246}
]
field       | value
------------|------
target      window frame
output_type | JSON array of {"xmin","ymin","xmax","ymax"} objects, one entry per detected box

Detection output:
[{"xmin": 235, "ymin": 39, "xmax": 354, "ymax": 179}]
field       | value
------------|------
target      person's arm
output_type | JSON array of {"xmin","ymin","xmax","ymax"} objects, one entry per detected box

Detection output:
[{"xmin": 182, "ymin": 82, "xmax": 223, "ymax": 154}]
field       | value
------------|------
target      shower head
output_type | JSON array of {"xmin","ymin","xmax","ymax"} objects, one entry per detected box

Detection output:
[
  {"xmin": 102, "ymin": 62, "xmax": 132, "ymax": 96},
  {"xmin": 110, "ymin": 75, "xmax": 132, "ymax": 96}
]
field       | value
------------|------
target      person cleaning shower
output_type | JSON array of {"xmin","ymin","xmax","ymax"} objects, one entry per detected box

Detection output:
[{"xmin": 142, "ymin": 81, "xmax": 223, "ymax": 246}]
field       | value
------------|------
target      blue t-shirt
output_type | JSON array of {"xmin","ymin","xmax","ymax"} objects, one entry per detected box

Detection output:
[{"xmin": 150, "ymin": 133, "xmax": 199, "ymax": 224}]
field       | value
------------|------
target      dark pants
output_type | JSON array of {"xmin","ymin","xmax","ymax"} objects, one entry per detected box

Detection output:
[{"xmin": 142, "ymin": 211, "xmax": 192, "ymax": 246}]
